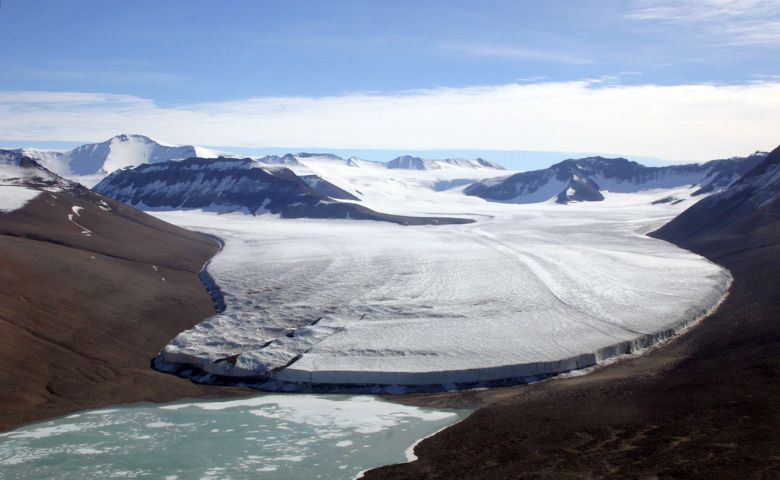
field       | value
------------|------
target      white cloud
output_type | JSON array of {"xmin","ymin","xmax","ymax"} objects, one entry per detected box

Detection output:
[
  {"xmin": 1, "ymin": 81, "xmax": 779, "ymax": 162},
  {"xmin": 626, "ymin": 0, "xmax": 780, "ymax": 45},
  {"xmin": 443, "ymin": 42, "xmax": 593, "ymax": 65}
]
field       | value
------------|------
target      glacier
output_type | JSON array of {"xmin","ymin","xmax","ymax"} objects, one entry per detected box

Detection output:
[{"xmin": 150, "ymin": 157, "xmax": 731, "ymax": 391}]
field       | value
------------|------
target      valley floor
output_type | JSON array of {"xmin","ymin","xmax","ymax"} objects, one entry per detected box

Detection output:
[{"xmin": 363, "ymin": 225, "xmax": 780, "ymax": 479}]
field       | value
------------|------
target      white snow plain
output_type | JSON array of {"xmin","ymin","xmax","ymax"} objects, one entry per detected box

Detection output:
[{"xmin": 153, "ymin": 159, "xmax": 730, "ymax": 391}]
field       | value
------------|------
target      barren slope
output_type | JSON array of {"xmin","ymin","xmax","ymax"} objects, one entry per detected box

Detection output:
[{"xmin": 0, "ymin": 185, "xmax": 247, "ymax": 431}]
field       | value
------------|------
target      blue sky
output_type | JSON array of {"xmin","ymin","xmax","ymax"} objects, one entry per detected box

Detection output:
[{"xmin": 1, "ymin": 0, "xmax": 779, "ymax": 168}]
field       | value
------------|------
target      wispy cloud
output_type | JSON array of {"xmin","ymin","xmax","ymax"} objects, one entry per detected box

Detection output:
[
  {"xmin": 626, "ymin": 0, "xmax": 780, "ymax": 45},
  {"xmin": 1, "ymin": 81, "xmax": 779, "ymax": 162},
  {"xmin": 443, "ymin": 42, "xmax": 593, "ymax": 65},
  {"xmin": 9, "ymin": 66, "xmax": 181, "ymax": 85}
]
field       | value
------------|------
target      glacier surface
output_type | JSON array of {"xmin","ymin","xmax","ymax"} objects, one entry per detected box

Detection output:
[{"xmin": 152, "ymin": 159, "xmax": 730, "ymax": 391}]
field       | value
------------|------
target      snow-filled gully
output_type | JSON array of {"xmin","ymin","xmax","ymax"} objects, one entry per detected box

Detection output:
[
  {"xmin": 67, "ymin": 205, "xmax": 92, "ymax": 236},
  {"xmin": 153, "ymin": 196, "xmax": 731, "ymax": 393}
]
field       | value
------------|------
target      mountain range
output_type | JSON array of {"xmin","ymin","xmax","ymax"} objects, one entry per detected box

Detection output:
[
  {"xmin": 12, "ymin": 135, "xmax": 506, "ymax": 178},
  {"xmin": 8, "ymin": 134, "xmax": 774, "ymax": 217},
  {"xmin": 93, "ymin": 156, "xmax": 473, "ymax": 225},
  {"xmin": 14, "ymin": 134, "xmax": 235, "ymax": 177},
  {"xmin": 465, "ymin": 153, "xmax": 767, "ymax": 204},
  {"xmin": 384, "ymin": 155, "xmax": 504, "ymax": 170},
  {"xmin": 256, "ymin": 152, "xmax": 504, "ymax": 171}
]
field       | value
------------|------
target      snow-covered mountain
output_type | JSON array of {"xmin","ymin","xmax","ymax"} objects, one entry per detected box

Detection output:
[
  {"xmin": 255, "ymin": 152, "xmax": 504, "ymax": 171},
  {"xmin": 255, "ymin": 153, "xmax": 302, "ymax": 167},
  {"xmin": 654, "ymin": 145, "xmax": 780, "ymax": 246},
  {"xmin": 93, "ymin": 157, "xmax": 472, "ymax": 225},
  {"xmin": 0, "ymin": 150, "xmax": 93, "ymax": 215},
  {"xmin": 16, "ymin": 134, "xmax": 236, "ymax": 176},
  {"xmin": 1, "ymin": 150, "xmax": 62, "ymax": 186},
  {"xmin": 11, "ymin": 135, "xmax": 505, "ymax": 185},
  {"xmin": 464, "ymin": 153, "xmax": 766, "ymax": 204},
  {"xmin": 385, "ymin": 155, "xmax": 504, "ymax": 170}
]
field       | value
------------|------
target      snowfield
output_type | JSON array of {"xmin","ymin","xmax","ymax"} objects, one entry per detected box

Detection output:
[
  {"xmin": 0, "ymin": 186, "xmax": 41, "ymax": 212},
  {"xmin": 1, "ymin": 152, "xmax": 53, "ymax": 212},
  {"xmin": 151, "ymin": 159, "xmax": 730, "ymax": 391}
]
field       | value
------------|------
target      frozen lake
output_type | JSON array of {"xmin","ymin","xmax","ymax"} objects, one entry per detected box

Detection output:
[
  {"xmin": 0, "ymin": 395, "xmax": 464, "ymax": 480},
  {"xmin": 153, "ymin": 181, "xmax": 730, "ymax": 389}
]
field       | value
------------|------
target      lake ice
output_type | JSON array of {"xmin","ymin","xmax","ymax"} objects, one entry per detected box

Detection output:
[{"xmin": 0, "ymin": 395, "xmax": 463, "ymax": 480}]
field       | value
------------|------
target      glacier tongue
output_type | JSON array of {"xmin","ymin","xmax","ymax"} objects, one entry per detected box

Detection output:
[{"xmin": 153, "ymin": 187, "xmax": 730, "ymax": 391}]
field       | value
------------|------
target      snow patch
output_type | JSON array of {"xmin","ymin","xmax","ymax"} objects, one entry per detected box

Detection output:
[
  {"xmin": 0, "ymin": 186, "xmax": 40, "ymax": 212},
  {"xmin": 67, "ymin": 205, "xmax": 92, "ymax": 236}
]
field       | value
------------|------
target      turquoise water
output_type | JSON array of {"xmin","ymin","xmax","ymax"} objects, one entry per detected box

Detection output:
[{"xmin": 0, "ymin": 395, "xmax": 466, "ymax": 480}]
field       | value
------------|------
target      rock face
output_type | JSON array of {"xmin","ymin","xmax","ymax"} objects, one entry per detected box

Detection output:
[
  {"xmin": 94, "ymin": 157, "xmax": 319, "ymax": 214},
  {"xmin": 465, "ymin": 153, "xmax": 766, "ymax": 204},
  {"xmin": 93, "ymin": 157, "xmax": 472, "ymax": 225},
  {"xmin": 652, "ymin": 145, "xmax": 780, "ymax": 250},
  {"xmin": 15, "ymin": 134, "xmax": 234, "ymax": 176}
]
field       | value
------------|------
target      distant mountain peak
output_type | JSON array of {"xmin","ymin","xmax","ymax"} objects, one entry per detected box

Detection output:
[
  {"xmin": 386, "ymin": 156, "xmax": 435, "ymax": 170},
  {"xmin": 16, "ymin": 135, "xmax": 237, "ymax": 177},
  {"xmin": 113, "ymin": 133, "xmax": 150, "ymax": 141}
]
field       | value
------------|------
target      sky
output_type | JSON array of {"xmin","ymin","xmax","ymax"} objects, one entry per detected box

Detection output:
[{"xmin": 1, "ymin": 0, "xmax": 779, "ymax": 169}]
